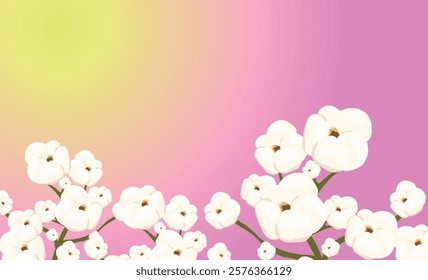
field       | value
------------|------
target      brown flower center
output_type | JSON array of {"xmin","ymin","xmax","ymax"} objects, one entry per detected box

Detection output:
[
  {"xmin": 336, "ymin": 206, "xmax": 342, "ymax": 212},
  {"xmin": 365, "ymin": 226, "xmax": 373, "ymax": 233},
  {"xmin": 401, "ymin": 197, "xmax": 407, "ymax": 203},
  {"xmin": 46, "ymin": 155, "xmax": 54, "ymax": 162},
  {"xmin": 415, "ymin": 239, "xmax": 422, "ymax": 246},
  {"xmin": 21, "ymin": 244, "xmax": 29, "ymax": 251},
  {"xmin": 329, "ymin": 128, "xmax": 340, "ymax": 138},
  {"xmin": 1, "ymin": 201, "xmax": 5, "ymax": 205},
  {"xmin": 279, "ymin": 202, "xmax": 291, "ymax": 212},
  {"xmin": 194, "ymin": 238, "xmax": 198, "ymax": 242},
  {"xmin": 86, "ymin": 166, "xmax": 92, "ymax": 172},
  {"xmin": 219, "ymin": 254, "xmax": 224, "ymax": 257},
  {"xmin": 141, "ymin": 200, "xmax": 149, "ymax": 207},
  {"xmin": 272, "ymin": 145, "xmax": 281, "ymax": 152},
  {"xmin": 180, "ymin": 211, "xmax": 187, "ymax": 216},
  {"xmin": 24, "ymin": 220, "xmax": 30, "ymax": 226},
  {"xmin": 79, "ymin": 205, "xmax": 87, "ymax": 211},
  {"xmin": 216, "ymin": 209, "xmax": 222, "ymax": 214},
  {"xmin": 254, "ymin": 185, "xmax": 260, "ymax": 191},
  {"xmin": 140, "ymin": 252, "xmax": 145, "ymax": 256},
  {"xmin": 174, "ymin": 249, "xmax": 182, "ymax": 256}
]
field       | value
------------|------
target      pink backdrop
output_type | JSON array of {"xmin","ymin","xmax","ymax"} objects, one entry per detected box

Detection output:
[{"xmin": 0, "ymin": 1, "xmax": 427, "ymax": 259}]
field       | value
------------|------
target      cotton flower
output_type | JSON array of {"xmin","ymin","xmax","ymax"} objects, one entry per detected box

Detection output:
[
  {"xmin": 302, "ymin": 160, "xmax": 321, "ymax": 179},
  {"xmin": 321, "ymin": 238, "xmax": 340, "ymax": 257},
  {"xmin": 88, "ymin": 186, "xmax": 112, "ymax": 208},
  {"xmin": 241, "ymin": 174, "xmax": 276, "ymax": 207},
  {"xmin": 69, "ymin": 150, "xmax": 103, "ymax": 187},
  {"xmin": 204, "ymin": 192, "xmax": 240, "ymax": 230},
  {"xmin": 56, "ymin": 241, "xmax": 80, "ymax": 260},
  {"xmin": 150, "ymin": 230, "xmax": 197, "ymax": 260},
  {"xmin": 396, "ymin": 225, "xmax": 428, "ymax": 260},
  {"xmin": 325, "ymin": 195, "xmax": 358, "ymax": 229},
  {"xmin": 257, "ymin": 242, "xmax": 276, "ymax": 260},
  {"xmin": 84, "ymin": 231, "xmax": 108, "ymax": 260},
  {"xmin": 129, "ymin": 245, "xmax": 152, "ymax": 260},
  {"xmin": 59, "ymin": 177, "xmax": 72, "ymax": 189},
  {"xmin": 298, "ymin": 256, "xmax": 313, "ymax": 260},
  {"xmin": 255, "ymin": 173, "xmax": 327, "ymax": 242},
  {"xmin": 25, "ymin": 140, "xmax": 70, "ymax": 184},
  {"xmin": 34, "ymin": 200, "xmax": 56, "ymax": 223},
  {"xmin": 163, "ymin": 195, "xmax": 197, "ymax": 232},
  {"xmin": 46, "ymin": 229, "xmax": 58, "ymax": 241},
  {"xmin": 154, "ymin": 222, "xmax": 166, "ymax": 234},
  {"xmin": 255, "ymin": 120, "xmax": 306, "ymax": 175},
  {"xmin": 54, "ymin": 185, "xmax": 103, "ymax": 231},
  {"xmin": 345, "ymin": 209, "xmax": 397, "ymax": 259},
  {"xmin": 390, "ymin": 180, "xmax": 426, "ymax": 218},
  {"xmin": 184, "ymin": 231, "xmax": 207, "ymax": 253},
  {"xmin": 0, "ymin": 190, "xmax": 13, "ymax": 215},
  {"xmin": 105, "ymin": 254, "xmax": 130, "ymax": 260},
  {"xmin": 207, "ymin": 242, "xmax": 231, "ymax": 260},
  {"xmin": 0, "ymin": 233, "xmax": 45, "ymax": 260},
  {"xmin": 113, "ymin": 185, "xmax": 165, "ymax": 230},
  {"xmin": 303, "ymin": 106, "xmax": 372, "ymax": 172},
  {"xmin": 8, "ymin": 210, "xmax": 42, "ymax": 242}
]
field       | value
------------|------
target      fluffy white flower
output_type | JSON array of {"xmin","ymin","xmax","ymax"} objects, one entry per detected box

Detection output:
[
  {"xmin": 69, "ymin": 150, "xmax": 103, "ymax": 187},
  {"xmin": 183, "ymin": 231, "xmax": 207, "ymax": 253},
  {"xmin": 325, "ymin": 195, "xmax": 358, "ymax": 229},
  {"xmin": 54, "ymin": 185, "xmax": 102, "ymax": 231},
  {"xmin": 46, "ymin": 228, "xmax": 58, "ymax": 241},
  {"xmin": 8, "ymin": 210, "xmax": 42, "ymax": 242},
  {"xmin": 25, "ymin": 140, "xmax": 70, "ymax": 184},
  {"xmin": 84, "ymin": 231, "xmax": 108, "ymax": 260},
  {"xmin": 105, "ymin": 254, "xmax": 130, "ymax": 260},
  {"xmin": 59, "ymin": 177, "xmax": 72, "ymax": 189},
  {"xmin": 395, "ymin": 225, "xmax": 428, "ymax": 260},
  {"xmin": 154, "ymin": 222, "xmax": 166, "ymax": 234},
  {"xmin": 303, "ymin": 106, "xmax": 372, "ymax": 172},
  {"xmin": 241, "ymin": 174, "xmax": 276, "ymax": 207},
  {"xmin": 298, "ymin": 256, "xmax": 313, "ymax": 260},
  {"xmin": 255, "ymin": 173, "xmax": 327, "ymax": 242},
  {"xmin": 34, "ymin": 200, "xmax": 56, "ymax": 223},
  {"xmin": 0, "ymin": 233, "xmax": 45, "ymax": 260},
  {"xmin": 88, "ymin": 186, "xmax": 112, "ymax": 208},
  {"xmin": 129, "ymin": 245, "xmax": 152, "ymax": 260},
  {"xmin": 207, "ymin": 242, "xmax": 231, "ymax": 260},
  {"xmin": 302, "ymin": 160, "xmax": 321, "ymax": 179},
  {"xmin": 257, "ymin": 241, "xmax": 276, "ymax": 260},
  {"xmin": 150, "ymin": 230, "xmax": 197, "ymax": 260},
  {"xmin": 204, "ymin": 192, "xmax": 240, "ymax": 230},
  {"xmin": 345, "ymin": 209, "xmax": 397, "ymax": 259},
  {"xmin": 255, "ymin": 120, "xmax": 306, "ymax": 175},
  {"xmin": 113, "ymin": 186, "xmax": 165, "ymax": 230},
  {"xmin": 0, "ymin": 190, "xmax": 13, "ymax": 215},
  {"xmin": 390, "ymin": 180, "xmax": 426, "ymax": 218},
  {"xmin": 164, "ymin": 195, "xmax": 197, "ymax": 232},
  {"xmin": 321, "ymin": 238, "xmax": 340, "ymax": 257},
  {"xmin": 56, "ymin": 241, "xmax": 80, "ymax": 260}
]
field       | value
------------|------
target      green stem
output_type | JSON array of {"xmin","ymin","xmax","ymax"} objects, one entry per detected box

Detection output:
[
  {"xmin": 235, "ymin": 220, "xmax": 264, "ymax": 243},
  {"xmin": 316, "ymin": 173, "xmax": 337, "ymax": 192},
  {"xmin": 52, "ymin": 227, "xmax": 68, "ymax": 260},
  {"xmin": 235, "ymin": 220, "xmax": 308, "ymax": 260},
  {"xmin": 66, "ymin": 217, "xmax": 116, "ymax": 243},
  {"xmin": 314, "ymin": 223, "xmax": 331, "ymax": 234},
  {"xmin": 43, "ymin": 227, "xmax": 49, "ymax": 233},
  {"xmin": 395, "ymin": 215, "xmax": 401, "ymax": 222},
  {"xmin": 336, "ymin": 236, "xmax": 345, "ymax": 244},
  {"xmin": 307, "ymin": 236, "xmax": 322, "ymax": 259},
  {"xmin": 179, "ymin": 230, "xmax": 183, "ymax": 236},
  {"xmin": 144, "ymin": 230, "xmax": 157, "ymax": 243},
  {"xmin": 48, "ymin": 185, "xmax": 62, "ymax": 198},
  {"xmin": 278, "ymin": 173, "xmax": 284, "ymax": 181}
]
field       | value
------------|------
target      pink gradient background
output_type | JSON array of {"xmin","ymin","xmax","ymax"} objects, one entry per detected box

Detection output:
[{"xmin": 1, "ymin": 1, "xmax": 427, "ymax": 259}]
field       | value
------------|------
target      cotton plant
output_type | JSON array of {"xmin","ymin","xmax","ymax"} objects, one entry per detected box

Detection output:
[
  {"xmin": 0, "ymin": 141, "xmax": 208, "ymax": 260},
  {"xmin": 204, "ymin": 105, "xmax": 428, "ymax": 260}
]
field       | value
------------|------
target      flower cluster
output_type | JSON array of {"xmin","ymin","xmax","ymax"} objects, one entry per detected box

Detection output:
[
  {"xmin": 1, "ymin": 105, "xmax": 426, "ymax": 260},
  {"xmin": 204, "ymin": 105, "xmax": 427, "ymax": 260}
]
